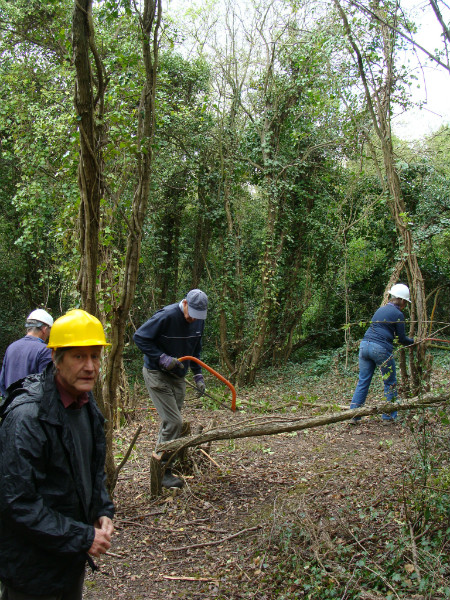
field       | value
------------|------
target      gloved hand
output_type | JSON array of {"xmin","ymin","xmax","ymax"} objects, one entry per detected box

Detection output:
[
  {"xmin": 159, "ymin": 353, "xmax": 183, "ymax": 371},
  {"xmin": 193, "ymin": 374, "xmax": 206, "ymax": 396}
]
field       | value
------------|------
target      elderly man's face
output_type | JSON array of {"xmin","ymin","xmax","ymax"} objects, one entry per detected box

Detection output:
[{"xmin": 54, "ymin": 346, "xmax": 102, "ymax": 396}]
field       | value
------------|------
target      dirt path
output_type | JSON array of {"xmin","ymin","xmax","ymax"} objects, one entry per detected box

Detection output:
[{"xmin": 84, "ymin": 402, "xmax": 415, "ymax": 600}]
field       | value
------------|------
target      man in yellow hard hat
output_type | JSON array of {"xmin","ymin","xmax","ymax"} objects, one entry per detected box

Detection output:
[{"xmin": 0, "ymin": 309, "xmax": 114, "ymax": 600}]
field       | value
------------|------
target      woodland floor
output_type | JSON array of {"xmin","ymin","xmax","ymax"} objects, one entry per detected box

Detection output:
[{"xmin": 84, "ymin": 362, "xmax": 450, "ymax": 600}]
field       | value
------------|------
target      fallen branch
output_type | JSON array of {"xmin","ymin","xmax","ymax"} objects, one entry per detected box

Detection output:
[
  {"xmin": 198, "ymin": 448, "xmax": 223, "ymax": 470},
  {"xmin": 160, "ymin": 575, "xmax": 219, "ymax": 582},
  {"xmin": 157, "ymin": 390, "xmax": 449, "ymax": 455},
  {"xmin": 110, "ymin": 425, "xmax": 143, "ymax": 491},
  {"xmin": 114, "ymin": 518, "xmax": 155, "ymax": 530},
  {"xmin": 165, "ymin": 525, "xmax": 261, "ymax": 552}
]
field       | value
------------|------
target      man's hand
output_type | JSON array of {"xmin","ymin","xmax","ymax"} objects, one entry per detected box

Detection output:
[
  {"xmin": 89, "ymin": 517, "xmax": 114, "ymax": 557},
  {"xmin": 95, "ymin": 515, "xmax": 114, "ymax": 537},
  {"xmin": 159, "ymin": 353, "xmax": 183, "ymax": 371},
  {"xmin": 193, "ymin": 374, "xmax": 206, "ymax": 396}
]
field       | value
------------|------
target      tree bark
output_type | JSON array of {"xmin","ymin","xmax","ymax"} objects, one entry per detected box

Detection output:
[{"xmin": 72, "ymin": 0, "xmax": 105, "ymax": 315}]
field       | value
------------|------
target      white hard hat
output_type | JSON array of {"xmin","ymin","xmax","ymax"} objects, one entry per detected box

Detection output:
[
  {"xmin": 26, "ymin": 309, "xmax": 54, "ymax": 327},
  {"xmin": 389, "ymin": 284, "xmax": 411, "ymax": 303}
]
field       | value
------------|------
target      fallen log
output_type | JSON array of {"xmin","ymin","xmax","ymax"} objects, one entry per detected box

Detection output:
[{"xmin": 156, "ymin": 389, "xmax": 449, "ymax": 455}]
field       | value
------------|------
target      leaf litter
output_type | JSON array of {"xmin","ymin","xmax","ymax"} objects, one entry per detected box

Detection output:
[{"xmin": 84, "ymin": 368, "xmax": 449, "ymax": 599}]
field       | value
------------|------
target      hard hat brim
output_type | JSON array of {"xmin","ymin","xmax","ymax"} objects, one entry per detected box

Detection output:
[{"xmin": 47, "ymin": 340, "xmax": 111, "ymax": 349}]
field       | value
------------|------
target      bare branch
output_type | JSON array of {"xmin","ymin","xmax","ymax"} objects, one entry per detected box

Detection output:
[
  {"xmin": 348, "ymin": 0, "xmax": 450, "ymax": 72},
  {"xmin": 157, "ymin": 390, "xmax": 449, "ymax": 454}
]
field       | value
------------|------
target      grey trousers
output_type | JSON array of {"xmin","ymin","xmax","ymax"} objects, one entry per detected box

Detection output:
[
  {"xmin": 143, "ymin": 368, "xmax": 186, "ymax": 445},
  {"xmin": 0, "ymin": 571, "xmax": 85, "ymax": 600}
]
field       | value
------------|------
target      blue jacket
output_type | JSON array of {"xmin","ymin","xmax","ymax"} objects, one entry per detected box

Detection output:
[
  {"xmin": 363, "ymin": 303, "xmax": 414, "ymax": 353},
  {"xmin": 134, "ymin": 303, "xmax": 204, "ymax": 377},
  {"xmin": 0, "ymin": 335, "xmax": 53, "ymax": 395},
  {"xmin": 0, "ymin": 364, "xmax": 114, "ymax": 595}
]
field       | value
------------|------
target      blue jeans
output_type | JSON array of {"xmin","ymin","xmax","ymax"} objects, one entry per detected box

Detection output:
[{"xmin": 350, "ymin": 340, "xmax": 397, "ymax": 420}]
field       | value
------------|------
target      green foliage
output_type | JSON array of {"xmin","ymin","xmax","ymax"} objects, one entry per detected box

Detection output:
[
  {"xmin": 0, "ymin": 31, "xmax": 73, "ymax": 354},
  {"xmin": 346, "ymin": 237, "xmax": 387, "ymax": 283},
  {"xmin": 0, "ymin": 0, "xmax": 449, "ymax": 387},
  {"xmin": 252, "ymin": 444, "xmax": 450, "ymax": 599}
]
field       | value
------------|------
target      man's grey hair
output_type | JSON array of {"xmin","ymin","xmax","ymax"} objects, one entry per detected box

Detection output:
[
  {"xmin": 53, "ymin": 347, "xmax": 71, "ymax": 366},
  {"xmin": 25, "ymin": 319, "xmax": 47, "ymax": 332}
]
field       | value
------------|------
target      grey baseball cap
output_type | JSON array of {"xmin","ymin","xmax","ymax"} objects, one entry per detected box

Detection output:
[{"xmin": 186, "ymin": 289, "xmax": 208, "ymax": 320}]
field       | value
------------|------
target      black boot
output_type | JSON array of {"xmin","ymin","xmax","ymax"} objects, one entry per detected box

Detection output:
[{"xmin": 162, "ymin": 468, "xmax": 184, "ymax": 489}]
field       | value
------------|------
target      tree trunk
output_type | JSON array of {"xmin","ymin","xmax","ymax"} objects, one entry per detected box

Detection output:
[
  {"xmin": 101, "ymin": 0, "xmax": 161, "ymax": 491},
  {"xmin": 72, "ymin": 0, "xmax": 105, "ymax": 315},
  {"xmin": 237, "ymin": 182, "xmax": 282, "ymax": 386},
  {"xmin": 335, "ymin": 0, "xmax": 430, "ymax": 396}
]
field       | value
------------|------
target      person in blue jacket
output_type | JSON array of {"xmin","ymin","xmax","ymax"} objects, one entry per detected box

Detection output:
[
  {"xmin": 134, "ymin": 289, "xmax": 208, "ymax": 489},
  {"xmin": 0, "ymin": 309, "xmax": 54, "ymax": 396},
  {"xmin": 349, "ymin": 283, "xmax": 414, "ymax": 423}
]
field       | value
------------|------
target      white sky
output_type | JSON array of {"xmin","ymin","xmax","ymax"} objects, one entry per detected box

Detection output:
[
  {"xmin": 393, "ymin": 0, "xmax": 450, "ymax": 140},
  {"xmin": 167, "ymin": 0, "xmax": 450, "ymax": 141}
]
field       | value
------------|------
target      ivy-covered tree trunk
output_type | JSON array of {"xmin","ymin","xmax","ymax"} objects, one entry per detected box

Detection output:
[
  {"xmin": 72, "ymin": 0, "xmax": 162, "ymax": 491},
  {"xmin": 101, "ymin": 0, "xmax": 162, "ymax": 491},
  {"xmin": 335, "ymin": 0, "xmax": 430, "ymax": 395},
  {"xmin": 237, "ymin": 185, "xmax": 283, "ymax": 385},
  {"xmin": 383, "ymin": 156, "xmax": 430, "ymax": 393},
  {"xmin": 72, "ymin": 0, "xmax": 105, "ymax": 315}
]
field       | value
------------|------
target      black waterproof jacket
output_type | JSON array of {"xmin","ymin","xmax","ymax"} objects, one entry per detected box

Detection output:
[
  {"xmin": 0, "ymin": 364, "xmax": 114, "ymax": 595},
  {"xmin": 133, "ymin": 302, "xmax": 204, "ymax": 376}
]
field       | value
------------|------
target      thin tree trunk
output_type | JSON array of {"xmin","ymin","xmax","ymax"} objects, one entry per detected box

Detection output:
[
  {"xmin": 101, "ymin": 0, "xmax": 161, "ymax": 492},
  {"xmin": 334, "ymin": 0, "xmax": 430, "ymax": 395},
  {"xmin": 72, "ymin": 0, "xmax": 105, "ymax": 315}
]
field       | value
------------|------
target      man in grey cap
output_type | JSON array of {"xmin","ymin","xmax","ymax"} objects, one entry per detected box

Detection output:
[
  {"xmin": 134, "ymin": 289, "xmax": 208, "ymax": 489},
  {"xmin": 0, "ymin": 309, "xmax": 54, "ymax": 396}
]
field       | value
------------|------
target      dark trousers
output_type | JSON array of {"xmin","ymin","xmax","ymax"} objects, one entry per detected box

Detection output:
[{"xmin": 0, "ymin": 571, "xmax": 85, "ymax": 600}]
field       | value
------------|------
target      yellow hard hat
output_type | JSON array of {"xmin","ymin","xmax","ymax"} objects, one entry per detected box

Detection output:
[{"xmin": 47, "ymin": 309, "xmax": 110, "ymax": 349}]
